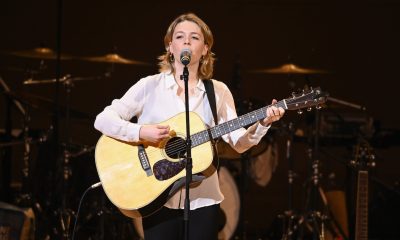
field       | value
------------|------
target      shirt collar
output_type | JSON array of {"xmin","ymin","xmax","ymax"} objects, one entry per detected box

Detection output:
[
  {"xmin": 164, "ymin": 72, "xmax": 206, "ymax": 92},
  {"xmin": 164, "ymin": 72, "xmax": 176, "ymax": 89}
]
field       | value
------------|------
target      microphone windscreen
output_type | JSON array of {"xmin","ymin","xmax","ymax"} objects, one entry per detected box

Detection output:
[{"xmin": 180, "ymin": 49, "xmax": 191, "ymax": 65}]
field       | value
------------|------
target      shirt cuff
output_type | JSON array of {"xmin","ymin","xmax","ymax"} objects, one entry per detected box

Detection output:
[
  {"xmin": 126, "ymin": 123, "xmax": 142, "ymax": 142},
  {"xmin": 255, "ymin": 122, "xmax": 270, "ymax": 136}
]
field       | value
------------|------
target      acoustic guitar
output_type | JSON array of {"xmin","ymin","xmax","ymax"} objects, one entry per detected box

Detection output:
[{"xmin": 95, "ymin": 87, "xmax": 328, "ymax": 218}]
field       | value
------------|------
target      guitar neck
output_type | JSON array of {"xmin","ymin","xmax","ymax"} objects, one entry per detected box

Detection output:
[
  {"xmin": 189, "ymin": 87, "xmax": 327, "ymax": 147},
  {"xmin": 190, "ymin": 100, "xmax": 287, "ymax": 147},
  {"xmin": 355, "ymin": 170, "xmax": 368, "ymax": 240}
]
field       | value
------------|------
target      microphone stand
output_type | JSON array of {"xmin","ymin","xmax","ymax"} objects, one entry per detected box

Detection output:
[{"xmin": 181, "ymin": 64, "xmax": 193, "ymax": 240}]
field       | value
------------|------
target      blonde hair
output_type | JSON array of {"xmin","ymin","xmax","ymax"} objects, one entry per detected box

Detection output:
[{"xmin": 158, "ymin": 13, "xmax": 215, "ymax": 80}]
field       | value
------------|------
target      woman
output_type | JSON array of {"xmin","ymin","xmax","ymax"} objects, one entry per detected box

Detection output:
[{"xmin": 94, "ymin": 12, "xmax": 285, "ymax": 240}]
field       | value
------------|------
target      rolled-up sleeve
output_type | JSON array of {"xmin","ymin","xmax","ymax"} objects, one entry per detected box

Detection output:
[{"xmin": 94, "ymin": 78, "xmax": 147, "ymax": 142}]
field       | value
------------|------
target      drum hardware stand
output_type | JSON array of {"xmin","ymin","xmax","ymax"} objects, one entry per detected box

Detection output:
[
  {"xmin": 16, "ymin": 110, "xmax": 34, "ymax": 207},
  {"xmin": 271, "ymin": 105, "xmax": 327, "ymax": 240},
  {"xmin": 278, "ymin": 121, "xmax": 302, "ymax": 240},
  {"xmin": 293, "ymin": 108, "xmax": 327, "ymax": 240},
  {"xmin": 296, "ymin": 109, "xmax": 347, "ymax": 240},
  {"xmin": 57, "ymin": 76, "xmax": 77, "ymax": 239},
  {"xmin": 43, "ymin": 75, "xmax": 78, "ymax": 239}
]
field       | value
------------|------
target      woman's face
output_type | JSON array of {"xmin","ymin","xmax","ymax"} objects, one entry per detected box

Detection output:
[{"xmin": 169, "ymin": 20, "xmax": 208, "ymax": 67}]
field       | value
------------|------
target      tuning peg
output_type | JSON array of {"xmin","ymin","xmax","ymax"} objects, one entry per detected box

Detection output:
[
  {"xmin": 316, "ymin": 105, "xmax": 322, "ymax": 110},
  {"xmin": 292, "ymin": 92, "xmax": 296, "ymax": 98},
  {"xmin": 307, "ymin": 107, "xmax": 312, "ymax": 112},
  {"xmin": 297, "ymin": 109, "xmax": 303, "ymax": 114}
]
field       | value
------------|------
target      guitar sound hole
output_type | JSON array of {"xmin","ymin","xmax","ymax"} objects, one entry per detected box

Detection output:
[{"xmin": 165, "ymin": 137, "xmax": 187, "ymax": 159}]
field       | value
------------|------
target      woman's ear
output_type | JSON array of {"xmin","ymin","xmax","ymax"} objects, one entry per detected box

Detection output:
[
  {"xmin": 202, "ymin": 44, "xmax": 209, "ymax": 56},
  {"xmin": 167, "ymin": 42, "xmax": 173, "ymax": 53}
]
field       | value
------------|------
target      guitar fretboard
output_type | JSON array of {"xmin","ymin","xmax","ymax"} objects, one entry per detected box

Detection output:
[
  {"xmin": 355, "ymin": 170, "xmax": 368, "ymax": 240},
  {"xmin": 190, "ymin": 100, "xmax": 287, "ymax": 147}
]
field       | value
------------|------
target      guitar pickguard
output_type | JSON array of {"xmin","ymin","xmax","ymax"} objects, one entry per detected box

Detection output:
[{"xmin": 153, "ymin": 158, "xmax": 186, "ymax": 181}]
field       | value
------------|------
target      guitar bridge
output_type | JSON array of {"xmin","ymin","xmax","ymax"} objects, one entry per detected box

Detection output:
[{"xmin": 138, "ymin": 144, "xmax": 152, "ymax": 176}]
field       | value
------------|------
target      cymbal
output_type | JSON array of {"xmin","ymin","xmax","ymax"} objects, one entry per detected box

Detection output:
[
  {"xmin": 4, "ymin": 91, "xmax": 93, "ymax": 119},
  {"xmin": 82, "ymin": 53, "xmax": 149, "ymax": 65},
  {"xmin": 23, "ymin": 74, "xmax": 107, "ymax": 85},
  {"xmin": 6, "ymin": 47, "xmax": 73, "ymax": 60},
  {"xmin": 252, "ymin": 63, "xmax": 329, "ymax": 74}
]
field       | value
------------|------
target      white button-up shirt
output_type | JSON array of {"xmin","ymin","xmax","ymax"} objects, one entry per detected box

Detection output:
[{"xmin": 94, "ymin": 72, "xmax": 269, "ymax": 210}]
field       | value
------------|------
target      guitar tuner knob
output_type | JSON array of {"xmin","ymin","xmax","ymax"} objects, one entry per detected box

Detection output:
[
  {"xmin": 292, "ymin": 92, "xmax": 296, "ymax": 98},
  {"xmin": 316, "ymin": 105, "xmax": 322, "ymax": 110},
  {"xmin": 307, "ymin": 107, "xmax": 312, "ymax": 112},
  {"xmin": 297, "ymin": 109, "xmax": 303, "ymax": 114}
]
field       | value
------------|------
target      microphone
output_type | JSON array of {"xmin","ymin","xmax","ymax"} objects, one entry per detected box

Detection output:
[{"xmin": 180, "ymin": 49, "xmax": 191, "ymax": 65}]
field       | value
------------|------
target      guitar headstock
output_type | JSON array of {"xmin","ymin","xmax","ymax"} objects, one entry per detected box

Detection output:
[
  {"xmin": 285, "ymin": 87, "xmax": 328, "ymax": 112},
  {"xmin": 350, "ymin": 141, "xmax": 376, "ymax": 170}
]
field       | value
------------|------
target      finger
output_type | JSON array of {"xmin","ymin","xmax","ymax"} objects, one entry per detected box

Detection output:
[
  {"xmin": 159, "ymin": 128, "xmax": 170, "ymax": 135},
  {"xmin": 274, "ymin": 107, "xmax": 281, "ymax": 116},
  {"xmin": 269, "ymin": 107, "xmax": 278, "ymax": 116}
]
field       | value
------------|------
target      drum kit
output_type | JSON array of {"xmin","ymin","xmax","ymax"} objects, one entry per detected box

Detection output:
[
  {"xmin": 0, "ymin": 47, "xmax": 150, "ymax": 239},
  {"xmin": 1, "ymin": 46, "xmax": 353, "ymax": 240},
  {"xmin": 226, "ymin": 62, "xmax": 365, "ymax": 239}
]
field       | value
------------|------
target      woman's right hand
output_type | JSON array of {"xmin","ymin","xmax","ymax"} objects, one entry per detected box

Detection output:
[{"xmin": 139, "ymin": 125, "xmax": 170, "ymax": 144}]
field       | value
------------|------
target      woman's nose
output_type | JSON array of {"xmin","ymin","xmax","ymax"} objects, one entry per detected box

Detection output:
[{"xmin": 184, "ymin": 36, "xmax": 190, "ymax": 45}]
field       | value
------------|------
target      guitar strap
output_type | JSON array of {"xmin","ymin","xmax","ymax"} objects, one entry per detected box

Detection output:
[
  {"xmin": 203, "ymin": 79, "xmax": 222, "ymax": 173},
  {"xmin": 203, "ymin": 79, "xmax": 218, "ymax": 126}
]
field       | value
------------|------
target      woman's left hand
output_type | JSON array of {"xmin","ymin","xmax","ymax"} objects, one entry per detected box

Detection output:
[{"xmin": 260, "ymin": 99, "xmax": 285, "ymax": 127}]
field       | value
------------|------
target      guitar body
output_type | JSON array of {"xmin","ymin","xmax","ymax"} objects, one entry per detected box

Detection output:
[{"xmin": 95, "ymin": 112, "xmax": 214, "ymax": 218}]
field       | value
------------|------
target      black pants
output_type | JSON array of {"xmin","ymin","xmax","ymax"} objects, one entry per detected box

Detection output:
[{"xmin": 142, "ymin": 204, "xmax": 220, "ymax": 240}]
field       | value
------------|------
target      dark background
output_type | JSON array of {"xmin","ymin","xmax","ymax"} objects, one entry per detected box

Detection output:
[{"xmin": 1, "ymin": 0, "xmax": 399, "ymax": 239}]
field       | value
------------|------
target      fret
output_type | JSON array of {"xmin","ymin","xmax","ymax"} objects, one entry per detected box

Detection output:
[
  {"xmin": 192, "ymin": 131, "xmax": 210, "ymax": 147},
  {"xmin": 191, "ymin": 135, "xmax": 197, "ymax": 146},
  {"xmin": 230, "ymin": 118, "xmax": 239, "ymax": 131}
]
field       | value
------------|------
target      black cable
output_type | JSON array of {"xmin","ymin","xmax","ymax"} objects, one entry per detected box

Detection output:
[{"xmin": 71, "ymin": 182, "xmax": 102, "ymax": 240}]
